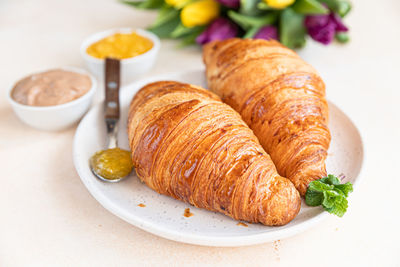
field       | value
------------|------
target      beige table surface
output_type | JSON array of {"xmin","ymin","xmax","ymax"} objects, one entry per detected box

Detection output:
[{"xmin": 1, "ymin": 0, "xmax": 399, "ymax": 266}]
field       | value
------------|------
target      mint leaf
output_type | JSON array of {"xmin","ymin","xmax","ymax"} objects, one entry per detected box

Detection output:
[
  {"xmin": 324, "ymin": 196, "xmax": 348, "ymax": 217},
  {"xmin": 305, "ymin": 190, "xmax": 324, "ymax": 206},
  {"xmin": 320, "ymin": 174, "xmax": 341, "ymax": 185},
  {"xmin": 308, "ymin": 180, "xmax": 333, "ymax": 192},
  {"xmin": 322, "ymin": 190, "xmax": 340, "ymax": 208},
  {"xmin": 335, "ymin": 182, "xmax": 353, "ymax": 197},
  {"xmin": 305, "ymin": 174, "xmax": 353, "ymax": 217}
]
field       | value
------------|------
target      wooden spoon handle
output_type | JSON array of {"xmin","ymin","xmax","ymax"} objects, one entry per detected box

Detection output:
[{"xmin": 104, "ymin": 57, "xmax": 120, "ymax": 120}]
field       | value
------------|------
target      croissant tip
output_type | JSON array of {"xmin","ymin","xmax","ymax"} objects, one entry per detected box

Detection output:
[{"xmin": 258, "ymin": 177, "xmax": 301, "ymax": 226}]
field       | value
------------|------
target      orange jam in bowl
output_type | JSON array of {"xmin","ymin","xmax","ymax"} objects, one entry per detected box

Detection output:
[{"xmin": 86, "ymin": 32, "xmax": 154, "ymax": 60}]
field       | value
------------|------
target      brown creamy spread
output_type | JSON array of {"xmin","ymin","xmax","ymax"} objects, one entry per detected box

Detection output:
[{"xmin": 11, "ymin": 69, "xmax": 92, "ymax": 106}]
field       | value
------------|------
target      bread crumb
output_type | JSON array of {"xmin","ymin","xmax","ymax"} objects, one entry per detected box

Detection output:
[
  {"xmin": 184, "ymin": 208, "xmax": 194, "ymax": 217},
  {"xmin": 273, "ymin": 240, "xmax": 281, "ymax": 261}
]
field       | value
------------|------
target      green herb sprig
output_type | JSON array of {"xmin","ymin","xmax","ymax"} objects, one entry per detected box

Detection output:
[{"xmin": 305, "ymin": 174, "xmax": 353, "ymax": 217}]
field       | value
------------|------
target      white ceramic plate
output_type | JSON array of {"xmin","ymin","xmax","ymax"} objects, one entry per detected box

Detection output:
[{"xmin": 73, "ymin": 69, "xmax": 364, "ymax": 247}]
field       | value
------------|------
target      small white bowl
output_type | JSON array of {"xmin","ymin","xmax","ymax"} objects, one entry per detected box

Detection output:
[
  {"xmin": 80, "ymin": 28, "xmax": 160, "ymax": 85},
  {"xmin": 8, "ymin": 67, "xmax": 97, "ymax": 131}
]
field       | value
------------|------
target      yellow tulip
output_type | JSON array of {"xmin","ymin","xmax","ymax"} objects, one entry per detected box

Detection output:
[
  {"xmin": 165, "ymin": 0, "xmax": 190, "ymax": 8},
  {"xmin": 264, "ymin": 0, "xmax": 295, "ymax": 9},
  {"xmin": 181, "ymin": 0, "xmax": 220, "ymax": 28}
]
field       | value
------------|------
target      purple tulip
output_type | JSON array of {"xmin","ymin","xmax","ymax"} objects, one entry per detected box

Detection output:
[
  {"xmin": 305, "ymin": 12, "xmax": 348, "ymax": 45},
  {"xmin": 196, "ymin": 18, "xmax": 238, "ymax": 45},
  {"xmin": 331, "ymin": 13, "xmax": 349, "ymax": 32},
  {"xmin": 254, "ymin": 26, "xmax": 278, "ymax": 41},
  {"xmin": 216, "ymin": 0, "xmax": 240, "ymax": 8}
]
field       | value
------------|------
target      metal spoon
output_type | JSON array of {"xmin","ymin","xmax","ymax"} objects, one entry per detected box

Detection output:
[{"xmin": 89, "ymin": 58, "xmax": 132, "ymax": 182}]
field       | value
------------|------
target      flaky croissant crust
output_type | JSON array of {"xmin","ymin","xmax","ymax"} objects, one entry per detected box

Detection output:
[
  {"xmin": 203, "ymin": 38, "xmax": 331, "ymax": 195},
  {"xmin": 128, "ymin": 81, "xmax": 300, "ymax": 226}
]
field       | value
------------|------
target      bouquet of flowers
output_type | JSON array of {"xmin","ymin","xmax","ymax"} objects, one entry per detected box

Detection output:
[{"xmin": 123, "ymin": 0, "xmax": 351, "ymax": 48}]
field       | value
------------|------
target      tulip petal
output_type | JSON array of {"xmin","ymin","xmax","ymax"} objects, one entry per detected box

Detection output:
[
  {"xmin": 196, "ymin": 18, "xmax": 238, "ymax": 44},
  {"xmin": 305, "ymin": 10, "xmax": 348, "ymax": 45},
  {"xmin": 181, "ymin": 0, "xmax": 220, "ymax": 28},
  {"xmin": 253, "ymin": 25, "xmax": 278, "ymax": 40},
  {"xmin": 331, "ymin": 13, "xmax": 348, "ymax": 32},
  {"xmin": 216, "ymin": 0, "xmax": 240, "ymax": 8}
]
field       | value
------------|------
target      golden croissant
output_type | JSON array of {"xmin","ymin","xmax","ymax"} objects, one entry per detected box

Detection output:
[
  {"xmin": 203, "ymin": 38, "xmax": 331, "ymax": 196},
  {"xmin": 128, "ymin": 81, "xmax": 300, "ymax": 226}
]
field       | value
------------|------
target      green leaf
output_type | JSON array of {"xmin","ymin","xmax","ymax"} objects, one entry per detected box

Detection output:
[
  {"xmin": 305, "ymin": 174, "xmax": 353, "ymax": 217},
  {"xmin": 257, "ymin": 2, "xmax": 273, "ymax": 10},
  {"xmin": 336, "ymin": 1, "xmax": 351, "ymax": 17},
  {"xmin": 320, "ymin": 174, "xmax": 341, "ymax": 185},
  {"xmin": 240, "ymin": 0, "xmax": 263, "ymax": 16},
  {"xmin": 318, "ymin": 0, "xmax": 352, "ymax": 17},
  {"xmin": 334, "ymin": 182, "xmax": 353, "ymax": 197},
  {"xmin": 324, "ymin": 196, "xmax": 348, "ymax": 217},
  {"xmin": 170, "ymin": 23, "xmax": 203, "ymax": 38},
  {"xmin": 121, "ymin": 0, "xmax": 164, "ymax": 9},
  {"xmin": 228, "ymin": 10, "xmax": 277, "ymax": 30},
  {"xmin": 308, "ymin": 180, "xmax": 333, "ymax": 192},
  {"xmin": 335, "ymin": 32, "xmax": 350, "ymax": 43},
  {"xmin": 305, "ymin": 190, "xmax": 324, "ymax": 206},
  {"xmin": 148, "ymin": 14, "xmax": 181, "ymax": 38},
  {"xmin": 178, "ymin": 26, "xmax": 206, "ymax": 47},
  {"xmin": 243, "ymin": 26, "xmax": 261, "ymax": 38},
  {"xmin": 279, "ymin": 8, "xmax": 306, "ymax": 49},
  {"xmin": 292, "ymin": 0, "xmax": 329, "ymax": 15},
  {"xmin": 151, "ymin": 6, "xmax": 179, "ymax": 28},
  {"xmin": 322, "ymin": 190, "xmax": 340, "ymax": 208}
]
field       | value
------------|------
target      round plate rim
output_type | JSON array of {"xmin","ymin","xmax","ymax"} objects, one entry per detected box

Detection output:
[{"xmin": 73, "ymin": 69, "xmax": 364, "ymax": 247}]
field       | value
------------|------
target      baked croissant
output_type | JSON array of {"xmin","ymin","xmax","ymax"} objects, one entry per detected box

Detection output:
[
  {"xmin": 203, "ymin": 39, "xmax": 331, "ymax": 196},
  {"xmin": 128, "ymin": 81, "xmax": 300, "ymax": 226}
]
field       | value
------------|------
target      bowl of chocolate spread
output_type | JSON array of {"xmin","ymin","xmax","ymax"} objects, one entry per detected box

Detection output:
[{"xmin": 8, "ymin": 67, "xmax": 97, "ymax": 131}]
